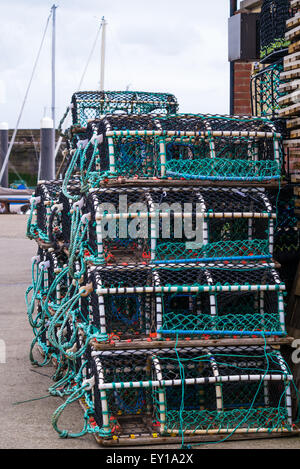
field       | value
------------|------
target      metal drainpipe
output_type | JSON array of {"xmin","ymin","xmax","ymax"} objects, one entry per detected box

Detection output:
[{"xmin": 230, "ymin": 0, "xmax": 238, "ymax": 115}]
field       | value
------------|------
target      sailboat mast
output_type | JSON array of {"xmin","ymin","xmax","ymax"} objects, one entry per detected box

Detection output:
[
  {"xmin": 51, "ymin": 4, "xmax": 57, "ymax": 133},
  {"xmin": 100, "ymin": 16, "xmax": 107, "ymax": 91}
]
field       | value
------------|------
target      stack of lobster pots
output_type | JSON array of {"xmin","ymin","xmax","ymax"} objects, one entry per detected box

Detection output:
[{"xmin": 26, "ymin": 90, "xmax": 300, "ymax": 446}]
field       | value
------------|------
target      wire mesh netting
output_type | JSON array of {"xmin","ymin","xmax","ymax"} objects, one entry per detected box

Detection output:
[
  {"xmin": 28, "ymin": 180, "xmax": 63, "ymax": 242},
  {"xmin": 260, "ymin": 0, "xmax": 290, "ymax": 62},
  {"xmin": 88, "ymin": 263, "xmax": 286, "ymax": 339},
  {"xmin": 251, "ymin": 62, "xmax": 285, "ymax": 118},
  {"xmin": 71, "ymin": 91, "xmax": 179, "ymax": 127},
  {"xmin": 62, "ymin": 113, "xmax": 283, "ymax": 184},
  {"xmin": 25, "ymin": 88, "xmax": 300, "ymax": 445},
  {"xmin": 83, "ymin": 186, "xmax": 275, "ymax": 264},
  {"xmin": 90, "ymin": 346, "xmax": 293, "ymax": 438}
]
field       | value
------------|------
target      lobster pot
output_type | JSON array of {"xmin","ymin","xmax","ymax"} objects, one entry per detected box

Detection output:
[
  {"xmin": 86, "ymin": 187, "xmax": 151, "ymax": 264},
  {"xmin": 90, "ymin": 346, "xmax": 293, "ymax": 439},
  {"xmin": 30, "ymin": 180, "xmax": 62, "ymax": 242},
  {"xmin": 162, "ymin": 135, "xmax": 280, "ymax": 182},
  {"xmin": 46, "ymin": 180, "xmax": 83, "ymax": 246},
  {"xmin": 77, "ymin": 113, "xmax": 282, "ymax": 181},
  {"xmin": 155, "ymin": 263, "xmax": 286, "ymax": 338},
  {"xmin": 90, "ymin": 348, "xmax": 157, "ymax": 438},
  {"xmin": 28, "ymin": 248, "xmax": 61, "ymax": 314},
  {"xmin": 146, "ymin": 186, "xmax": 276, "ymax": 262},
  {"xmin": 89, "ymin": 265, "xmax": 155, "ymax": 339},
  {"xmin": 270, "ymin": 186, "xmax": 300, "ymax": 264},
  {"xmin": 260, "ymin": 0, "xmax": 290, "ymax": 62},
  {"xmin": 90, "ymin": 262, "xmax": 286, "ymax": 340},
  {"xmin": 27, "ymin": 249, "xmax": 68, "ymax": 359},
  {"xmin": 71, "ymin": 91, "xmax": 179, "ymax": 127},
  {"xmin": 44, "ymin": 259, "xmax": 90, "ymax": 365},
  {"xmin": 43, "ymin": 250, "xmax": 69, "ymax": 311},
  {"xmin": 251, "ymin": 62, "xmax": 285, "ymax": 118}
]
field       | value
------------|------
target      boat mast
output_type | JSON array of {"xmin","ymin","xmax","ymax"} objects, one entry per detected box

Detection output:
[
  {"xmin": 100, "ymin": 16, "xmax": 107, "ymax": 91},
  {"xmin": 51, "ymin": 4, "xmax": 58, "ymax": 136}
]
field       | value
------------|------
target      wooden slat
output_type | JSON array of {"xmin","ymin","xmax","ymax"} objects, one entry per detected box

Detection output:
[
  {"xmin": 284, "ymin": 59, "xmax": 300, "ymax": 71},
  {"xmin": 290, "ymin": 128, "xmax": 300, "ymax": 138},
  {"xmin": 92, "ymin": 178, "xmax": 285, "ymax": 189},
  {"xmin": 278, "ymin": 90, "xmax": 300, "ymax": 106},
  {"xmin": 286, "ymin": 13, "xmax": 300, "ymax": 31},
  {"xmin": 91, "ymin": 336, "xmax": 295, "ymax": 351},
  {"xmin": 278, "ymin": 102, "xmax": 300, "ymax": 118},
  {"xmin": 294, "ymin": 187, "xmax": 300, "ymax": 196},
  {"xmin": 283, "ymin": 138, "xmax": 300, "ymax": 147},
  {"xmin": 280, "ymin": 68, "xmax": 300, "ymax": 81},
  {"xmin": 286, "ymin": 24, "xmax": 300, "ymax": 42},
  {"xmin": 279, "ymin": 80, "xmax": 300, "ymax": 93},
  {"xmin": 289, "ymin": 40, "xmax": 300, "ymax": 54},
  {"xmin": 292, "ymin": 174, "xmax": 300, "ymax": 182},
  {"xmin": 97, "ymin": 429, "xmax": 300, "ymax": 447},
  {"xmin": 287, "ymin": 117, "xmax": 300, "ymax": 129},
  {"xmin": 288, "ymin": 149, "xmax": 300, "ymax": 158},
  {"xmin": 284, "ymin": 50, "xmax": 300, "ymax": 64}
]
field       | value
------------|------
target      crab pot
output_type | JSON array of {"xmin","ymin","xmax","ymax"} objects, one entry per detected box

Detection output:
[
  {"xmin": 89, "ymin": 346, "xmax": 294, "ymax": 440},
  {"xmin": 270, "ymin": 186, "xmax": 300, "ymax": 265},
  {"xmin": 43, "ymin": 250, "xmax": 69, "ymax": 310},
  {"xmin": 147, "ymin": 186, "xmax": 276, "ymax": 262},
  {"xmin": 89, "ymin": 265, "xmax": 154, "ymax": 339},
  {"xmin": 260, "ymin": 0, "xmax": 290, "ymax": 62},
  {"xmin": 77, "ymin": 113, "xmax": 282, "ymax": 181},
  {"xmin": 156, "ymin": 263, "xmax": 286, "ymax": 338},
  {"xmin": 27, "ymin": 249, "xmax": 69, "ymax": 360},
  {"xmin": 71, "ymin": 91, "xmax": 179, "ymax": 127},
  {"xmin": 30, "ymin": 181, "xmax": 63, "ymax": 242},
  {"xmin": 251, "ymin": 62, "xmax": 284, "ymax": 118},
  {"xmin": 48, "ymin": 180, "xmax": 82, "ymax": 246},
  {"xmin": 89, "ymin": 262, "xmax": 286, "ymax": 340},
  {"xmin": 86, "ymin": 187, "xmax": 151, "ymax": 264},
  {"xmin": 86, "ymin": 186, "xmax": 276, "ymax": 265}
]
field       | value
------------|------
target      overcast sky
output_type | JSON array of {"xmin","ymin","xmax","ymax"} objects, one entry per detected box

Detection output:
[{"xmin": 0, "ymin": 0, "xmax": 236, "ymax": 128}]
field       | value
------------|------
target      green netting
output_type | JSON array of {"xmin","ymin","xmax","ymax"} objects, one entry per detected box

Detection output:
[
  {"xmin": 163, "ymin": 157, "xmax": 280, "ymax": 181},
  {"xmin": 260, "ymin": 0, "xmax": 290, "ymax": 61},
  {"xmin": 71, "ymin": 91, "xmax": 179, "ymax": 127},
  {"xmin": 251, "ymin": 62, "xmax": 285, "ymax": 118},
  {"xmin": 60, "ymin": 113, "xmax": 283, "ymax": 184},
  {"xmin": 160, "ymin": 312, "xmax": 283, "ymax": 336},
  {"xmin": 162, "ymin": 407, "xmax": 290, "ymax": 434},
  {"xmin": 155, "ymin": 240, "xmax": 270, "ymax": 261},
  {"xmin": 159, "ymin": 285, "xmax": 284, "ymax": 336},
  {"xmin": 261, "ymin": 38, "xmax": 290, "ymax": 60},
  {"xmin": 112, "ymin": 136, "xmax": 157, "ymax": 177}
]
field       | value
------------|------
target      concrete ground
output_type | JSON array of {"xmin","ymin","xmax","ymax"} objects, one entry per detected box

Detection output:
[{"xmin": 0, "ymin": 214, "xmax": 299, "ymax": 449}]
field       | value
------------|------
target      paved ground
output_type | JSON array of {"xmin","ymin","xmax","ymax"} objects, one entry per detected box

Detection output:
[{"xmin": 0, "ymin": 214, "xmax": 299, "ymax": 449}]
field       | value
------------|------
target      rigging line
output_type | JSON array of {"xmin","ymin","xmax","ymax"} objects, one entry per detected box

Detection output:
[
  {"xmin": 30, "ymin": 128, "xmax": 40, "ymax": 164},
  {"xmin": 55, "ymin": 20, "xmax": 103, "ymax": 159},
  {"xmin": 78, "ymin": 20, "xmax": 103, "ymax": 91},
  {"xmin": 0, "ymin": 9, "xmax": 53, "ymax": 185},
  {"xmin": 8, "ymin": 161, "xmax": 23, "ymax": 182}
]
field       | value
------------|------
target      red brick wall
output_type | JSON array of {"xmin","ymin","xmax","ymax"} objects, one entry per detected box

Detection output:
[{"xmin": 233, "ymin": 62, "xmax": 253, "ymax": 115}]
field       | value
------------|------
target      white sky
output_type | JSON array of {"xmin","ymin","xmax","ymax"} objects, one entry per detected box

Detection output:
[{"xmin": 0, "ymin": 0, "xmax": 234, "ymax": 128}]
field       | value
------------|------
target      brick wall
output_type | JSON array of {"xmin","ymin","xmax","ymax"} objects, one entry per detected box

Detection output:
[{"xmin": 233, "ymin": 62, "xmax": 253, "ymax": 115}]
